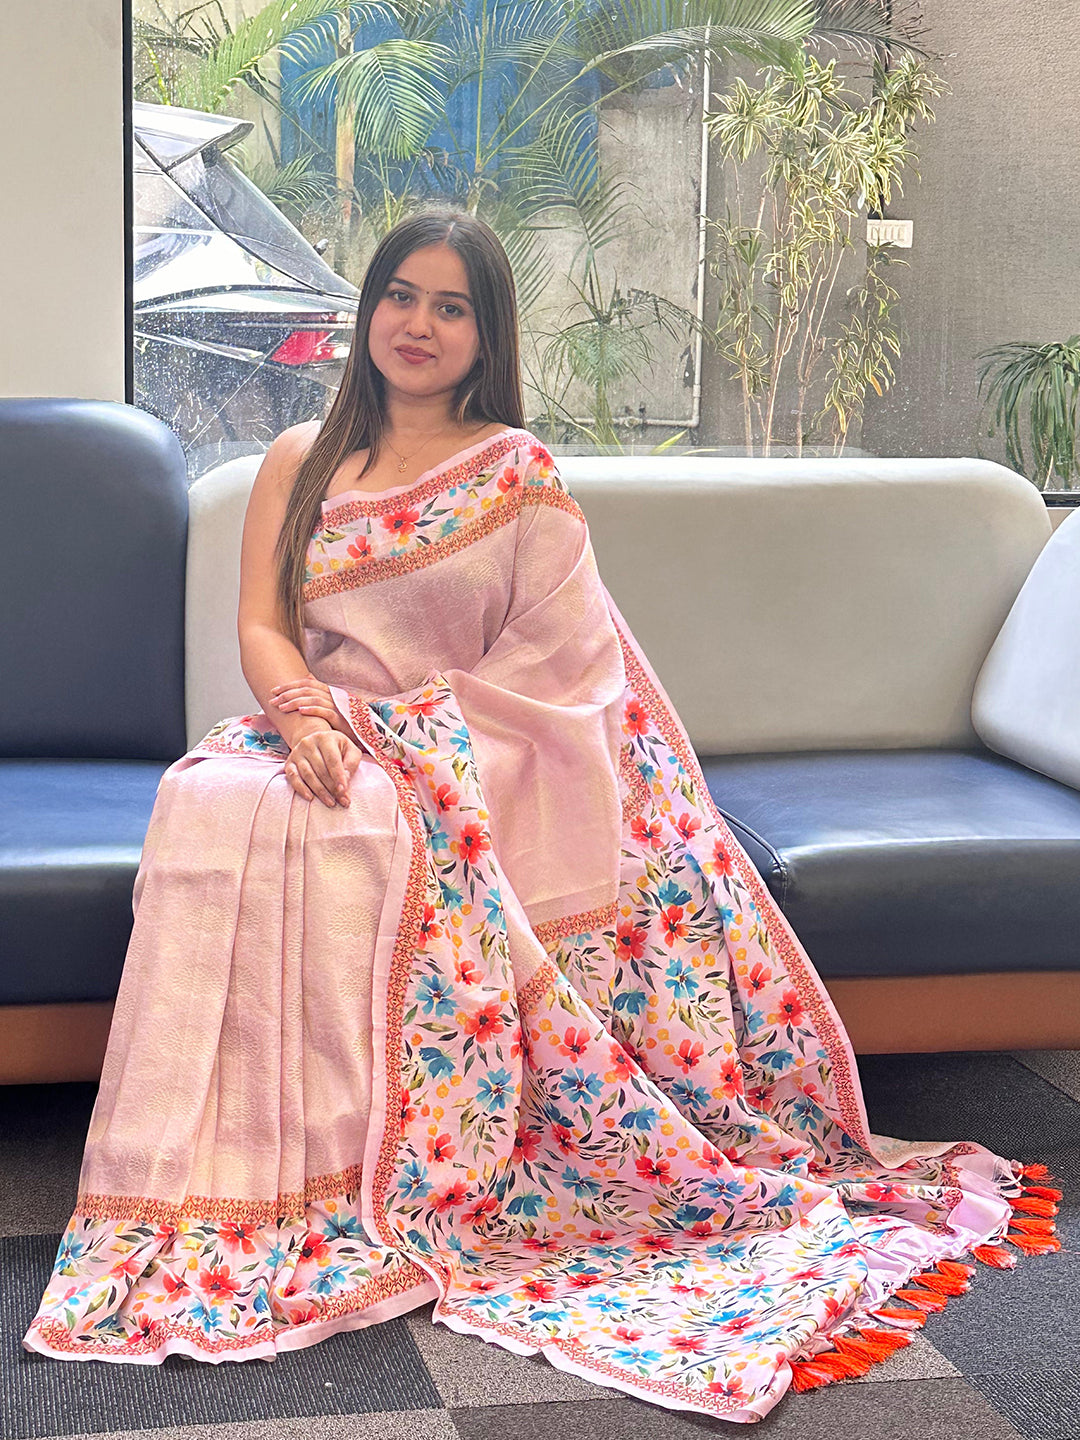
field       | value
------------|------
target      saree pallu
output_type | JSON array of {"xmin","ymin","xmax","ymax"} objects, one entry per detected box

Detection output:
[{"xmin": 25, "ymin": 428, "xmax": 1059, "ymax": 1422}]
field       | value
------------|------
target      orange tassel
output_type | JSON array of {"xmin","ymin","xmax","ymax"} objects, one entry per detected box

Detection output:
[
  {"xmin": 1006, "ymin": 1232, "xmax": 1062, "ymax": 1256},
  {"xmin": 872, "ymin": 1306, "xmax": 927, "ymax": 1327},
  {"xmin": 1020, "ymin": 1163, "xmax": 1051, "ymax": 1180},
  {"xmin": 1022, "ymin": 1184, "xmax": 1063, "ymax": 1201},
  {"xmin": 937, "ymin": 1259, "xmax": 976, "ymax": 1282},
  {"xmin": 912, "ymin": 1268, "xmax": 970, "ymax": 1296},
  {"xmin": 892, "ymin": 1287, "xmax": 948, "ymax": 1313},
  {"xmin": 856, "ymin": 1326, "xmax": 915, "ymax": 1357},
  {"xmin": 1012, "ymin": 1195, "xmax": 1058, "ymax": 1217},
  {"xmin": 1009, "ymin": 1215, "xmax": 1056, "ymax": 1236},
  {"xmin": 972, "ymin": 1243, "xmax": 1017, "ymax": 1268},
  {"xmin": 789, "ymin": 1351, "xmax": 864, "ymax": 1390},
  {"xmin": 835, "ymin": 1330, "xmax": 913, "ymax": 1365}
]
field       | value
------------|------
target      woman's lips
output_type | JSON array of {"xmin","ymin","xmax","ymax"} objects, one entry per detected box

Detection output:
[{"xmin": 396, "ymin": 347, "xmax": 435, "ymax": 364}]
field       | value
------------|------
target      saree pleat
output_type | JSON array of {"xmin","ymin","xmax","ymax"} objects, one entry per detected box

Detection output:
[{"xmin": 25, "ymin": 427, "xmax": 1056, "ymax": 1417}]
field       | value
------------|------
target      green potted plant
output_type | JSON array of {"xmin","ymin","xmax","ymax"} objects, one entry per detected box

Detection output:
[{"xmin": 975, "ymin": 337, "xmax": 1080, "ymax": 492}]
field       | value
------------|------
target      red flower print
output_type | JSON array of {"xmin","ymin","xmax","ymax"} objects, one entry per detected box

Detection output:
[
  {"xmin": 346, "ymin": 535, "xmax": 371, "ymax": 561},
  {"xmin": 721, "ymin": 1313, "xmax": 754, "ymax": 1335},
  {"xmin": 427, "ymin": 1132, "xmax": 456, "ymax": 1164},
  {"xmin": 688, "ymin": 1219, "xmax": 713, "ymax": 1238},
  {"xmin": 708, "ymin": 1379, "xmax": 749, "ymax": 1402},
  {"xmin": 712, "ymin": 841, "xmax": 734, "ymax": 876},
  {"xmin": 569, "ymin": 1271, "xmax": 601, "ymax": 1289},
  {"xmin": 513, "ymin": 1128, "xmax": 541, "ymax": 1162},
  {"xmin": 630, "ymin": 815, "xmax": 664, "ymax": 850},
  {"xmin": 199, "ymin": 1264, "xmax": 242, "ymax": 1300},
  {"xmin": 406, "ymin": 698, "xmax": 438, "ymax": 717},
  {"xmin": 625, "ymin": 698, "xmax": 650, "ymax": 736},
  {"xmin": 635, "ymin": 1155, "xmax": 674, "ymax": 1184},
  {"xmin": 434, "ymin": 781, "xmax": 460, "ymax": 811},
  {"xmin": 699, "ymin": 1142, "xmax": 725, "ymax": 1174},
  {"xmin": 454, "ymin": 954, "xmax": 482, "ymax": 985},
  {"xmin": 866, "ymin": 1183, "xmax": 905, "ymax": 1202},
  {"xmin": 746, "ymin": 961, "xmax": 771, "ymax": 993},
  {"xmin": 661, "ymin": 905, "xmax": 687, "ymax": 946},
  {"xmin": 615, "ymin": 1325, "xmax": 644, "ymax": 1343},
  {"xmin": 615, "ymin": 919, "xmax": 649, "ymax": 959},
  {"xmin": 675, "ymin": 812, "xmax": 701, "ymax": 841},
  {"xmin": 552, "ymin": 1123, "xmax": 577, "ymax": 1155},
  {"xmin": 287, "ymin": 1301, "xmax": 320, "ymax": 1325},
  {"xmin": 792, "ymin": 1265, "xmax": 824, "ymax": 1282},
  {"xmin": 778, "ymin": 989, "xmax": 804, "ymax": 1026},
  {"xmin": 469, "ymin": 1277, "xmax": 499, "ymax": 1292},
  {"xmin": 497, "ymin": 466, "xmax": 521, "ymax": 494},
  {"xmin": 747, "ymin": 1083, "xmax": 774, "ymax": 1109},
  {"xmin": 109, "ymin": 1255, "xmax": 144, "ymax": 1278},
  {"xmin": 417, "ymin": 903, "xmax": 442, "ymax": 948},
  {"xmin": 610, "ymin": 1044, "xmax": 635, "ymax": 1082},
  {"xmin": 556, "ymin": 1026, "xmax": 590, "ymax": 1059},
  {"xmin": 298, "ymin": 1231, "xmax": 331, "ymax": 1264},
  {"xmin": 434, "ymin": 1182, "xmax": 469, "ymax": 1212},
  {"xmin": 635, "ymin": 1232, "xmax": 675, "ymax": 1254},
  {"xmin": 162, "ymin": 1270, "xmax": 190, "ymax": 1299},
  {"xmin": 462, "ymin": 1196, "xmax": 500, "ymax": 1226},
  {"xmin": 461, "ymin": 1001, "xmax": 504, "ymax": 1041},
  {"xmin": 720, "ymin": 1056, "xmax": 744, "ymax": 1095},
  {"xmin": 219, "ymin": 1222, "xmax": 257, "ymax": 1254},
  {"xmin": 523, "ymin": 1235, "xmax": 561, "ymax": 1253},
  {"xmin": 675, "ymin": 1039, "xmax": 704, "ymax": 1074},
  {"xmin": 671, "ymin": 1283, "xmax": 710, "ymax": 1298},
  {"xmin": 519, "ymin": 1279, "xmax": 555, "ymax": 1301},
  {"xmin": 457, "ymin": 822, "xmax": 491, "ymax": 862},
  {"xmin": 381, "ymin": 507, "xmax": 421, "ymax": 538},
  {"xmin": 669, "ymin": 1333, "xmax": 706, "ymax": 1353},
  {"xmin": 589, "ymin": 1229, "xmax": 616, "ymax": 1243},
  {"xmin": 400, "ymin": 1086, "xmax": 417, "ymax": 1127}
]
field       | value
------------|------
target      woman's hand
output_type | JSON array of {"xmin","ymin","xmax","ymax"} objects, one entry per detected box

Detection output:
[
  {"xmin": 270, "ymin": 674, "xmax": 350, "ymax": 734},
  {"xmin": 284, "ymin": 730, "xmax": 362, "ymax": 808}
]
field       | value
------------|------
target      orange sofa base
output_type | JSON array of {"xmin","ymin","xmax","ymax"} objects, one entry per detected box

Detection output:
[{"xmin": 0, "ymin": 973, "xmax": 1077, "ymax": 1084}]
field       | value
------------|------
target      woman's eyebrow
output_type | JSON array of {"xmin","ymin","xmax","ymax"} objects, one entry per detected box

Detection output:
[{"xmin": 388, "ymin": 276, "xmax": 473, "ymax": 303}]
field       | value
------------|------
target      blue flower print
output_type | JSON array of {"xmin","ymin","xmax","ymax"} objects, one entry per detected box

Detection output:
[
  {"xmin": 449, "ymin": 725, "xmax": 473, "ymax": 757},
  {"xmin": 619, "ymin": 1105, "xmax": 660, "ymax": 1132},
  {"xmin": 438, "ymin": 878, "xmax": 464, "ymax": 911},
  {"xmin": 613, "ymin": 989, "xmax": 648, "ymax": 1015},
  {"xmin": 398, "ymin": 1159, "xmax": 431, "ymax": 1200},
  {"xmin": 675, "ymin": 1203, "xmax": 716, "ymax": 1230},
  {"xmin": 483, "ymin": 889, "xmax": 505, "ymax": 928},
  {"xmin": 657, "ymin": 879, "xmax": 693, "ymax": 908},
  {"xmin": 417, "ymin": 974, "xmax": 456, "ymax": 1018},
  {"xmin": 763, "ymin": 1184, "xmax": 798, "ymax": 1209},
  {"xmin": 561, "ymin": 1166, "xmax": 601, "ymax": 1199},
  {"xmin": 477, "ymin": 1068, "xmax": 514, "ymax": 1111},
  {"xmin": 506, "ymin": 1192, "xmax": 545, "ymax": 1217},
  {"xmin": 559, "ymin": 1068, "xmax": 602, "ymax": 1105},
  {"xmin": 665, "ymin": 958, "xmax": 698, "ymax": 999},
  {"xmin": 701, "ymin": 1177, "xmax": 743, "ymax": 1204},
  {"xmin": 420, "ymin": 1046, "xmax": 455, "ymax": 1079},
  {"xmin": 671, "ymin": 1079, "xmax": 711, "ymax": 1111},
  {"xmin": 422, "ymin": 810, "xmax": 450, "ymax": 852}
]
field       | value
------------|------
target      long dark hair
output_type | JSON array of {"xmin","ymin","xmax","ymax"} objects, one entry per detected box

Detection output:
[{"xmin": 273, "ymin": 207, "xmax": 527, "ymax": 650}]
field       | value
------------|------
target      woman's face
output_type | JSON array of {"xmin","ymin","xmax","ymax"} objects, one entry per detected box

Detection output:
[{"xmin": 367, "ymin": 242, "xmax": 482, "ymax": 408}]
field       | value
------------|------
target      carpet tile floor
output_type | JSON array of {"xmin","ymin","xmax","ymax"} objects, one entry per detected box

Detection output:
[{"xmin": 1, "ymin": 1048, "xmax": 1076, "ymax": 1440}]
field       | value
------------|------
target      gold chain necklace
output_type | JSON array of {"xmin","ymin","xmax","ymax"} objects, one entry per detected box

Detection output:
[{"xmin": 382, "ymin": 425, "xmax": 457, "ymax": 473}]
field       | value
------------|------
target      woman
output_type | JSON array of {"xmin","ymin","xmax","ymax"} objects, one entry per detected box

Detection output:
[{"xmin": 24, "ymin": 208, "xmax": 1057, "ymax": 1421}]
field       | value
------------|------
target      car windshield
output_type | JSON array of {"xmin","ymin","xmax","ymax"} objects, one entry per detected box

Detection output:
[{"xmin": 160, "ymin": 145, "xmax": 355, "ymax": 297}]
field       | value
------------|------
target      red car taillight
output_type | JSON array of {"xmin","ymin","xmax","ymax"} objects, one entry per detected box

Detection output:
[{"xmin": 270, "ymin": 329, "xmax": 352, "ymax": 365}]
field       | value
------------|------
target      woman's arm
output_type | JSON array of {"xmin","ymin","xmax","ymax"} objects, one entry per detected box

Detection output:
[{"xmin": 237, "ymin": 422, "xmax": 329, "ymax": 750}]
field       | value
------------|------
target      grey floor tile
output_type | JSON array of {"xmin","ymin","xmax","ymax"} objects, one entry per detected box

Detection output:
[
  {"xmin": 449, "ymin": 1378, "xmax": 1025, "ymax": 1439},
  {"xmin": 1012, "ymin": 1050, "xmax": 1080, "ymax": 1105},
  {"xmin": 36, "ymin": 1415, "xmax": 459, "ymax": 1440},
  {"xmin": 406, "ymin": 1303, "xmax": 606, "ymax": 1407},
  {"xmin": 969, "ymin": 1365, "xmax": 1080, "ymax": 1440},
  {"xmin": 0, "ymin": 1083, "xmax": 93, "ymax": 1237},
  {"xmin": 2, "ymin": 1237, "xmax": 440, "ymax": 1440},
  {"xmin": 852, "ymin": 1332, "xmax": 960, "ymax": 1383}
]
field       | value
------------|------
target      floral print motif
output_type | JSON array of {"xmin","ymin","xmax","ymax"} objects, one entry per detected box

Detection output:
[{"xmin": 26, "ymin": 431, "xmax": 1036, "ymax": 1421}]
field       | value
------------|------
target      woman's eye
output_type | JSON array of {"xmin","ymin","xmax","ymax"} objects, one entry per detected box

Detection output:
[{"xmin": 441, "ymin": 303, "xmax": 463, "ymax": 317}]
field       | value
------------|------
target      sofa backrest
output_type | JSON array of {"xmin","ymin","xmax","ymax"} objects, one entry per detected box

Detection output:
[
  {"xmin": 184, "ymin": 451, "xmax": 1051, "ymax": 755},
  {"xmin": 0, "ymin": 397, "xmax": 188, "ymax": 760}
]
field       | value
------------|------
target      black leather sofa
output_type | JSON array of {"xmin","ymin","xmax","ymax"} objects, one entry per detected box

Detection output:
[{"xmin": 2, "ymin": 397, "xmax": 1077, "ymax": 1082}]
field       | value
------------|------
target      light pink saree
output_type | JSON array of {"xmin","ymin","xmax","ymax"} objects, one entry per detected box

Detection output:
[{"xmin": 25, "ymin": 428, "xmax": 1058, "ymax": 1421}]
